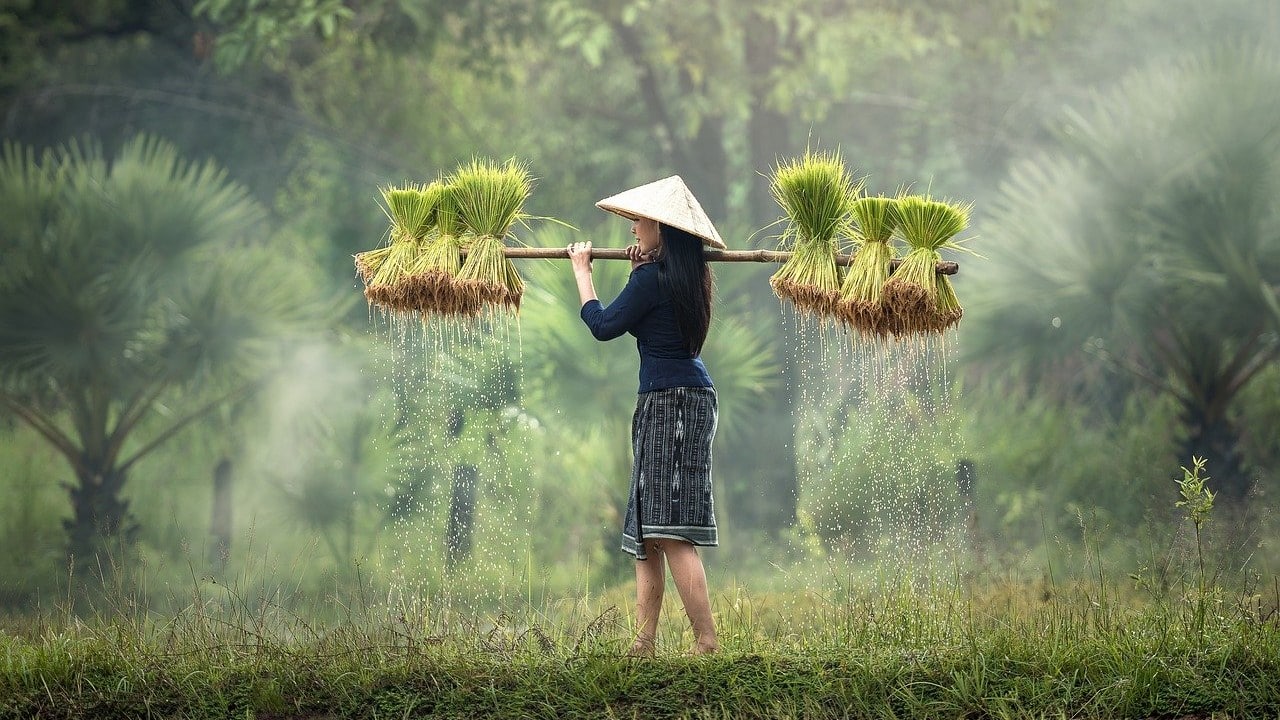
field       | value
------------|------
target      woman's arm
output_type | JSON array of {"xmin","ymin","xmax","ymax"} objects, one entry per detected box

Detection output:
[
  {"xmin": 568, "ymin": 241, "xmax": 597, "ymax": 306},
  {"xmin": 570, "ymin": 242, "xmax": 658, "ymax": 341}
]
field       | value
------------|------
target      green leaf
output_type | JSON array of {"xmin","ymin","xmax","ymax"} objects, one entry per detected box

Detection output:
[{"xmin": 1262, "ymin": 281, "xmax": 1280, "ymax": 329}]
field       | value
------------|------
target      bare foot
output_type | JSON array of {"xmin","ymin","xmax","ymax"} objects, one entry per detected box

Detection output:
[
  {"xmin": 625, "ymin": 636, "xmax": 656, "ymax": 658},
  {"xmin": 689, "ymin": 640, "xmax": 719, "ymax": 656}
]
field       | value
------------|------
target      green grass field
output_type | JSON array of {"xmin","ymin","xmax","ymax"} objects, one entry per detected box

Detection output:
[{"xmin": 4, "ymin": 568, "xmax": 1278, "ymax": 720}]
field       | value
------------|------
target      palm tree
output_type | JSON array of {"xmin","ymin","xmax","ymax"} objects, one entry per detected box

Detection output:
[
  {"xmin": 0, "ymin": 136, "xmax": 321, "ymax": 566},
  {"xmin": 965, "ymin": 46, "xmax": 1280, "ymax": 505}
]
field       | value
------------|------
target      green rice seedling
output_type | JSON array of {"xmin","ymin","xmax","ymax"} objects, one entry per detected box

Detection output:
[
  {"xmin": 363, "ymin": 237, "xmax": 422, "ymax": 312},
  {"xmin": 883, "ymin": 194, "xmax": 972, "ymax": 334},
  {"xmin": 453, "ymin": 158, "xmax": 533, "ymax": 315},
  {"xmin": 455, "ymin": 232, "xmax": 525, "ymax": 314},
  {"xmin": 770, "ymin": 240, "xmax": 845, "ymax": 319},
  {"xmin": 355, "ymin": 185, "xmax": 411, "ymax": 287},
  {"xmin": 837, "ymin": 195, "xmax": 900, "ymax": 337},
  {"xmin": 399, "ymin": 182, "xmax": 473, "ymax": 317},
  {"xmin": 353, "ymin": 244, "xmax": 391, "ymax": 284},
  {"xmin": 360, "ymin": 182, "xmax": 437, "ymax": 313},
  {"xmin": 385, "ymin": 182, "xmax": 436, "ymax": 241},
  {"xmin": 768, "ymin": 149, "xmax": 862, "ymax": 321}
]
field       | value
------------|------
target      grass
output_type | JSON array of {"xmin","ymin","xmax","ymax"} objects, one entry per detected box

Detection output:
[
  {"xmin": 3, "ymin": 457, "xmax": 1274, "ymax": 719},
  {"xmin": 3, "ymin": 569, "xmax": 1278, "ymax": 719}
]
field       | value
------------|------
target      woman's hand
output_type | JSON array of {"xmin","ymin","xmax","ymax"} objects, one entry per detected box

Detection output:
[
  {"xmin": 626, "ymin": 243, "xmax": 656, "ymax": 270},
  {"xmin": 568, "ymin": 241, "xmax": 593, "ymax": 275}
]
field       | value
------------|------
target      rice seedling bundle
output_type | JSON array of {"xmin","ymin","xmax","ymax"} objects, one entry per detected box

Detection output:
[
  {"xmin": 353, "ymin": 245, "xmax": 391, "ymax": 285},
  {"xmin": 768, "ymin": 150, "xmax": 862, "ymax": 320},
  {"xmin": 838, "ymin": 195, "xmax": 900, "ymax": 337},
  {"xmin": 355, "ymin": 183, "xmax": 416, "ymax": 286},
  {"xmin": 400, "ymin": 182, "xmax": 474, "ymax": 317},
  {"xmin": 452, "ymin": 158, "xmax": 533, "ymax": 315},
  {"xmin": 359, "ymin": 182, "xmax": 437, "ymax": 312},
  {"xmin": 882, "ymin": 195, "xmax": 971, "ymax": 334}
]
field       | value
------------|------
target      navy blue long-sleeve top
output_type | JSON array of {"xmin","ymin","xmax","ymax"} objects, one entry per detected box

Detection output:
[{"xmin": 579, "ymin": 263, "xmax": 713, "ymax": 393}]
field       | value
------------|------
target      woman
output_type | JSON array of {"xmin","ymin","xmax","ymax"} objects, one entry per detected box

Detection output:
[{"xmin": 567, "ymin": 175, "xmax": 726, "ymax": 657}]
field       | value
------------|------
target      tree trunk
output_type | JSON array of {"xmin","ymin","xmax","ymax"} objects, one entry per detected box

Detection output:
[
  {"xmin": 745, "ymin": 14, "xmax": 793, "ymax": 228},
  {"xmin": 209, "ymin": 458, "xmax": 233, "ymax": 569},
  {"xmin": 63, "ymin": 464, "xmax": 138, "ymax": 570},
  {"xmin": 1181, "ymin": 405, "xmax": 1252, "ymax": 507},
  {"xmin": 444, "ymin": 407, "xmax": 475, "ymax": 571},
  {"xmin": 685, "ymin": 115, "xmax": 728, "ymax": 221},
  {"xmin": 445, "ymin": 464, "xmax": 477, "ymax": 571}
]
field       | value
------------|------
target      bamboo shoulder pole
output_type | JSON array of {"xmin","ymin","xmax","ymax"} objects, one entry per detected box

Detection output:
[{"xmin": 487, "ymin": 246, "xmax": 959, "ymax": 275}]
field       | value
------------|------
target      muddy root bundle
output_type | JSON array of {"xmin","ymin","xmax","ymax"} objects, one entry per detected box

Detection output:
[
  {"xmin": 452, "ymin": 158, "xmax": 532, "ymax": 315},
  {"xmin": 838, "ymin": 195, "xmax": 900, "ymax": 337},
  {"xmin": 768, "ymin": 149, "xmax": 862, "ymax": 321},
  {"xmin": 882, "ymin": 195, "xmax": 972, "ymax": 335}
]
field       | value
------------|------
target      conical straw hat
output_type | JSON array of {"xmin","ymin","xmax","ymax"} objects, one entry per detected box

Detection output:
[{"xmin": 595, "ymin": 175, "xmax": 726, "ymax": 249}]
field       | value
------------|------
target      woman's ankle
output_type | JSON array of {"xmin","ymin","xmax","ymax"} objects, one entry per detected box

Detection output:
[
  {"xmin": 627, "ymin": 634, "xmax": 656, "ymax": 657},
  {"xmin": 691, "ymin": 631, "xmax": 718, "ymax": 654}
]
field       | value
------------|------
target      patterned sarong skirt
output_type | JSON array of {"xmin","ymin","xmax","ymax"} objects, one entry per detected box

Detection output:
[{"xmin": 622, "ymin": 386, "xmax": 718, "ymax": 559}]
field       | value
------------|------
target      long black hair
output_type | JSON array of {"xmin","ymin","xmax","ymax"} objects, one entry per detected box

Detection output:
[{"xmin": 657, "ymin": 223, "xmax": 712, "ymax": 357}]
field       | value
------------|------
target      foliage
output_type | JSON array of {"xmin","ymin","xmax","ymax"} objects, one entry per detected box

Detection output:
[
  {"xmin": 248, "ymin": 339, "xmax": 402, "ymax": 572},
  {"xmin": 1176, "ymin": 457, "xmax": 1216, "ymax": 530},
  {"xmin": 1175, "ymin": 456, "xmax": 1217, "ymax": 637},
  {"xmin": 965, "ymin": 45, "xmax": 1280, "ymax": 503},
  {"xmin": 959, "ymin": 381, "xmax": 1182, "ymax": 553},
  {"xmin": 792, "ymin": 348, "xmax": 964, "ymax": 559},
  {"xmin": 0, "ymin": 428, "xmax": 66, "ymax": 606},
  {"xmin": 0, "ymin": 135, "xmax": 326, "ymax": 565},
  {"xmin": 3, "ymin": 571, "xmax": 1280, "ymax": 720},
  {"xmin": 194, "ymin": 0, "xmax": 353, "ymax": 71},
  {"xmin": 1234, "ymin": 363, "xmax": 1280, "ymax": 479}
]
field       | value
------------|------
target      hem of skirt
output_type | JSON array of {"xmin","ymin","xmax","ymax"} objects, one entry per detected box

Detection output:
[{"xmin": 621, "ymin": 529, "xmax": 718, "ymax": 560}]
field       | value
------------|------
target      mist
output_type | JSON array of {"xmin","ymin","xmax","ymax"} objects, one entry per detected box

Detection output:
[{"xmin": 1, "ymin": 0, "xmax": 1278, "ymax": 618}]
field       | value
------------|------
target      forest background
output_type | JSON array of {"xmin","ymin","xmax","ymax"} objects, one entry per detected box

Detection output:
[{"xmin": 1, "ymin": 0, "xmax": 1278, "ymax": 613}]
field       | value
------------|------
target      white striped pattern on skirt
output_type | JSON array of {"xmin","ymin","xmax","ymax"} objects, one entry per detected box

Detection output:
[{"xmin": 622, "ymin": 386, "xmax": 718, "ymax": 560}]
